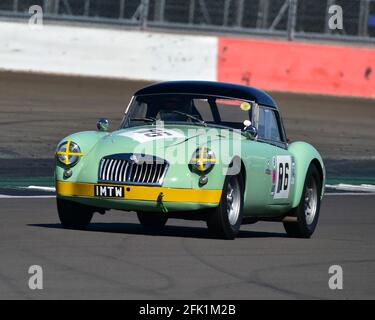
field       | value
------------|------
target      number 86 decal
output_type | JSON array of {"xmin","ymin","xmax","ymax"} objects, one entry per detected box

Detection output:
[{"xmin": 274, "ymin": 156, "xmax": 292, "ymax": 199}]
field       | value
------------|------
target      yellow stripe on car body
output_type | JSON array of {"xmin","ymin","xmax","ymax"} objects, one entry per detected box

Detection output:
[{"xmin": 56, "ymin": 181, "xmax": 222, "ymax": 204}]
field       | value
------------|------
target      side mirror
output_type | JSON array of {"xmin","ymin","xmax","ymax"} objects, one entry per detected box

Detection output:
[
  {"xmin": 97, "ymin": 118, "xmax": 109, "ymax": 131},
  {"xmin": 243, "ymin": 120, "xmax": 257, "ymax": 140},
  {"xmin": 244, "ymin": 125, "xmax": 258, "ymax": 140}
]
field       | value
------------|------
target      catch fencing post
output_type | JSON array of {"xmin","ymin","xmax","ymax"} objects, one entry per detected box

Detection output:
[
  {"xmin": 236, "ymin": 0, "xmax": 245, "ymax": 27},
  {"xmin": 256, "ymin": 0, "xmax": 270, "ymax": 29},
  {"xmin": 358, "ymin": 0, "xmax": 370, "ymax": 37},
  {"xmin": 154, "ymin": 0, "xmax": 166, "ymax": 22},
  {"xmin": 13, "ymin": 0, "xmax": 19, "ymax": 12},
  {"xmin": 189, "ymin": 0, "xmax": 196, "ymax": 24},
  {"xmin": 119, "ymin": 0, "xmax": 125, "ymax": 19},
  {"xmin": 43, "ymin": 0, "xmax": 59, "ymax": 14},
  {"xmin": 140, "ymin": 0, "xmax": 150, "ymax": 30},
  {"xmin": 287, "ymin": 0, "xmax": 298, "ymax": 41},
  {"xmin": 84, "ymin": 0, "xmax": 90, "ymax": 17},
  {"xmin": 223, "ymin": 0, "xmax": 231, "ymax": 26}
]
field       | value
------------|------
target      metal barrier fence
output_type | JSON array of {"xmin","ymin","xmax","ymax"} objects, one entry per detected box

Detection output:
[{"xmin": 0, "ymin": 0, "xmax": 374, "ymax": 43}]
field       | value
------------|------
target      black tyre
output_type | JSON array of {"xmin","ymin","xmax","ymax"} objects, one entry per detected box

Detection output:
[
  {"xmin": 57, "ymin": 198, "xmax": 94, "ymax": 230},
  {"xmin": 283, "ymin": 163, "xmax": 322, "ymax": 238},
  {"xmin": 207, "ymin": 173, "xmax": 244, "ymax": 239},
  {"xmin": 137, "ymin": 212, "xmax": 168, "ymax": 233}
]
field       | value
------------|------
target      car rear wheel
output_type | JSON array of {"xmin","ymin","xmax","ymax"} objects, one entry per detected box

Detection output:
[
  {"xmin": 207, "ymin": 173, "xmax": 244, "ymax": 239},
  {"xmin": 283, "ymin": 164, "xmax": 322, "ymax": 238},
  {"xmin": 57, "ymin": 198, "xmax": 94, "ymax": 230},
  {"xmin": 137, "ymin": 212, "xmax": 168, "ymax": 233}
]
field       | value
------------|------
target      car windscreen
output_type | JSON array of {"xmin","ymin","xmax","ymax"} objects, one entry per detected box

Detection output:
[{"xmin": 121, "ymin": 94, "xmax": 254, "ymax": 130}]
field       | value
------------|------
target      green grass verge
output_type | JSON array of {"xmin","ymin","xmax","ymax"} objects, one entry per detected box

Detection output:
[
  {"xmin": 0, "ymin": 176, "xmax": 54, "ymax": 188},
  {"xmin": 326, "ymin": 176, "xmax": 375, "ymax": 185}
]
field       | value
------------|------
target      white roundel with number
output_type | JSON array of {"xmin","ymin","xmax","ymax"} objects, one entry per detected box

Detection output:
[
  {"xmin": 274, "ymin": 155, "xmax": 292, "ymax": 199},
  {"xmin": 117, "ymin": 128, "xmax": 185, "ymax": 143}
]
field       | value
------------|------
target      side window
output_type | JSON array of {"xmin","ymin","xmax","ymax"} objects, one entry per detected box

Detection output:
[{"xmin": 258, "ymin": 107, "xmax": 282, "ymax": 142}]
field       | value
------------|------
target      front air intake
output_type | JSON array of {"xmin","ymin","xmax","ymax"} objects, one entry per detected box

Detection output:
[{"xmin": 98, "ymin": 154, "xmax": 168, "ymax": 186}]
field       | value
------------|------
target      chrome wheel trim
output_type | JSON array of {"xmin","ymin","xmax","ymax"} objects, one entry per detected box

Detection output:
[
  {"xmin": 304, "ymin": 177, "xmax": 318, "ymax": 226},
  {"xmin": 226, "ymin": 176, "xmax": 241, "ymax": 226}
]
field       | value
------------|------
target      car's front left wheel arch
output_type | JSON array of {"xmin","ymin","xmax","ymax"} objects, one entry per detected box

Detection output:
[{"xmin": 223, "ymin": 156, "xmax": 246, "ymax": 189}]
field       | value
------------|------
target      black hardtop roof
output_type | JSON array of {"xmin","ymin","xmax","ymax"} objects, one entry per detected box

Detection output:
[{"xmin": 134, "ymin": 81, "xmax": 277, "ymax": 109}]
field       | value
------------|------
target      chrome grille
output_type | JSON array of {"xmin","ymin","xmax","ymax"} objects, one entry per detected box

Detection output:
[{"xmin": 98, "ymin": 154, "xmax": 168, "ymax": 186}]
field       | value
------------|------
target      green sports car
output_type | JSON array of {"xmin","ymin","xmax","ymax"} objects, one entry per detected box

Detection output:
[{"xmin": 55, "ymin": 81, "xmax": 325, "ymax": 239}]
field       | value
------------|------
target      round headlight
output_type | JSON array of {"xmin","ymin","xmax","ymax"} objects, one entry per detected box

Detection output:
[
  {"xmin": 190, "ymin": 147, "xmax": 216, "ymax": 173},
  {"xmin": 56, "ymin": 141, "xmax": 82, "ymax": 166}
]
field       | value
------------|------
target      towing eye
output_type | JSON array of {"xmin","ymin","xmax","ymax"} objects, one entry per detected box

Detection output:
[{"xmin": 157, "ymin": 192, "xmax": 168, "ymax": 213}]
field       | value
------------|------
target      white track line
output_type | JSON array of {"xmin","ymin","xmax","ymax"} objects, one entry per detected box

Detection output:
[
  {"xmin": 326, "ymin": 184, "xmax": 375, "ymax": 192},
  {"xmin": 26, "ymin": 185, "xmax": 56, "ymax": 192},
  {"xmin": 326, "ymin": 192, "xmax": 375, "ymax": 196},
  {"xmin": 0, "ymin": 195, "xmax": 56, "ymax": 199}
]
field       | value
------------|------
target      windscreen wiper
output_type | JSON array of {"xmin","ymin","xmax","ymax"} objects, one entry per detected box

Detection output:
[
  {"xmin": 129, "ymin": 117, "xmax": 156, "ymax": 123},
  {"xmin": 170, "ymin": 111, "xmax": 206, "ymax": 126}
]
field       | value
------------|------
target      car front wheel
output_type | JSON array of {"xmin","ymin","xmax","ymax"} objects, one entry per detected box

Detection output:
[
  {"xmin": 283, "ymin": 164, "xmax": 322, "ymax": 238},
  {"xmin": 207, "ymin": 173, "xmax": 244, "ymax": 239},
  {"xmin": 137, "ymin": 212, "xmax": 168, "ymax": 233},
  {"xmin": 57, "ymin": 198, "xmax": 94, "ymax": 230}
]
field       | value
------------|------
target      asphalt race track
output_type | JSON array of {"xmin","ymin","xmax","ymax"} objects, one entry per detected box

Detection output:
[
  {"xmin": 0, "ymin": 195, "xmax": 374, "ymax": 299},
  {"xmin": 0, "ymin": 71, "xmax": 374, "ymax": 299}
]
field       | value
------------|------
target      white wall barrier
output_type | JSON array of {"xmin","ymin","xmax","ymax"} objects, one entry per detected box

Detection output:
[{"xmin": 0, "ymin": 21, "xmax": 218, "ymax": 81}]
